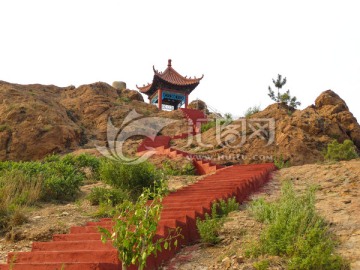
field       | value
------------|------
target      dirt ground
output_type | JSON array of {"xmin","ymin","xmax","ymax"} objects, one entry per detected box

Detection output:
[
  {"xmin": 0, "ymin": 183, "xmax": 103, "ymax": 263},
  {"xmin": 163, "ymin": 159, "xmax": 360, "ymax": 270}
]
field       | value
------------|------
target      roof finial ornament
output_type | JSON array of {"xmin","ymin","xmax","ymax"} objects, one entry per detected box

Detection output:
[{"xmin": 168, "ymin": 59, "xmax": 172, "ymax": 67}]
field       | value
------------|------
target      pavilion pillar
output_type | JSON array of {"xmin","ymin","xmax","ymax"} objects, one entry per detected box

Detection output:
[
  {"xmin": 158, "ymin": 89, "xmax": 162, "ymax": 110},
  {"xmin": 185, "ymin": 93, "xmax": 189, "ymax": 108}
]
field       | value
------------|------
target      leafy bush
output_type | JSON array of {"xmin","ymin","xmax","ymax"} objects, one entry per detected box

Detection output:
[
  {"xmin": 253, "ymin": 260, "xmax": 269, "ymax": 270},
  {"xmin": 201, "ymin": 119, "xmax": 228, "ymax": 133},
  {"xmin": 196, "ymin": 197, "xmax": 239, "ymax": 245},
  {"xmin": 99, "ymin": 159, "xmax": 162, "ymax": 199},
  {"xmin": 88, "ymin": 187, "xmax": 129, "ymax": 206},
  {"xmin": 244, "ymin": 105, "xmax": 261, "ymax": 118},
  {"xmin": 0, "ymin": 154, "xmax": 100, "ymax": 202},
  {"xmin": 324, "ymin": 139, "xmax": 358, "ymax": 161},
  {"xmin": 247, "ymin": 180, "xmax": 348, "ymax": 270},
  {"xmin": 40, "ymin": 162, "xmax": 84, "ymax": 201},
  {"xmin": 201, "ymin": 120, "xmax": 216, "ymax": 133},
  {"xmin": 218, "ymin": 197, "xmax": 239, "ymax": 216},
  {"xmin": 92, "ymin": 202, "xmax": 117, "ymax": 218},
  {"xmin": 54, "ymin": 153, "xmax": 101, "ymax": 180},
  {"xmin": 100, "ymin": 180, "xmax": 180, "ymax": 270},
  {"xmin": 273, "ymin": 155, "xmax": 290, "ymax": 169},
  {"xmin": 161, "ymin": 160, "xmax": 196, "ymax": 176},
  {"xmin": 196, "ymin": 203, "xmax": 224, "ymax": 245}
]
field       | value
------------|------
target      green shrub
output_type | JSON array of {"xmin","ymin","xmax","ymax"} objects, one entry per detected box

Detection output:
[
  {"xmin": 196, "ymin": 203, "xmax": 224, "ymax": 245},
  {"xmin": 244, "ymin": 105, "xmax": 261, "ymax": 118},
  {"xmin": 161, "ymin": 160, "xmax": 196, "ymax": 176},
  {"xmin": 247, "ymin": 180, "xmax": 348, "ymax": 270},
  {"xmin": 62, "ymin": 154, "xmax": 100, "ymax": 172},
  {"xmin": 99, "ymin": 159, "xmax": 162, "ymax": 199},
  {"xmin": 273, "ymin": 155, "xmax": 290, "ymax": 169},
  {"xmin": 201, "ymin": 119, "xmax": 228, "ymax": 133},
  {"xmin": 88, "ymin": 187, "xmax": 129, "ymax": 206},
  {"xmin": 325, "ymin": 139, "xmax": 358, "ymax": 161},
  {"xmin": 0, "ymin": 155, "xmax": 89, "ymax": 201},
  {"xmin": 39, "ymin": 162, "xmax": 84, "ymax": 201},
  {"xmin": 218, "ymin": 197, "xmax": 239, "ymax": 216},
  {"xmin": 57, "ymin": 153, "xmax": 101, "ymax": 180},
  {"xmin": 253, "ymin": 260, "xmax": 269, "ymax": 270},
  {"xmin": 92, "ymin": 202, "xmax": 117, "ymax": 218},
  {"xmin": 196, "ymin": 197, "xmax": 239, "ymax": 245},
  {"xmin": 100, "ymin": 180, "xmax": 180, "ymax": 270},
  {"xmin": 201, "ymin": 121, "xmax": 216, "ymax": 133}
]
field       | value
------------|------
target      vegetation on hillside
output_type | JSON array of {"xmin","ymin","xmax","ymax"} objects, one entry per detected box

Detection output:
[
  {"xmin": 247, "ymin": 180, "xmax": 348, "ymax": 270},
  {"xmin": 100, "ymin": 179, "xmax": 181, "ymax": 270},
  {"xmin": 244, "ymin": 105, "xmax": 261, "ymax": 118},
  {"xmin": 324, "ymin": 139, "xmax": 358, "ymax": 161},
  {"xmin": 0, "ymin": 153, "xmax": 197, "ymax": 234},
  {"xmin": 0, "ymin": 154, "xmax": 99, "ymax": 234},
  {"xmin": 196, "ymin": 197, "xmax": 239, "ymax": 245},
  {"xmin": 201, "ymin": 113, "xmax": 232, "ymax": 133}
]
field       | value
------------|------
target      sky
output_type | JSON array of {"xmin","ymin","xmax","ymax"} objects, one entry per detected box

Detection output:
[{"xmin": 1, "ymin": 0, "xmax": 360, "ymax": 120}]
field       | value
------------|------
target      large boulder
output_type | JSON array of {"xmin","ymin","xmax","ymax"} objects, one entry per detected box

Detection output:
[
  {"xmin": 119, "ymin": 89, "xmax": 144, "ymax": 102},
  {"xmin": 188, "ymin": 99, "xmax": 208, "ymax": 111},
  {"xmin": 112, "ymin": 81, "xmax": 127, "ymax": 91}
]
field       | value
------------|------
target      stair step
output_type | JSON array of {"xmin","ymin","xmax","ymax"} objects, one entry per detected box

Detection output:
[
  {"xmin": 32, "ymin": 240, "xmax": 115, "ymax": 251},
  {"xmin": 0, "ymin": 262, "xmax": 120, "ymax": 270},
  {"xmin": 7, "ymin": 250, "xmax": 119, "ymax": 264},
  {"xmin": 53, "ymin": 233, "xmax": 101, "ymax": 241}
]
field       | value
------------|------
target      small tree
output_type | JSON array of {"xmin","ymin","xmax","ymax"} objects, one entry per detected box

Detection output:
[
  {"xmin": 224, "ymin": 113, "xmax": 233, "ymax": 121},
  {"xmin": 99, "ymin": 180, "xmax": 181, "ymax": 270},
  {"xmin": 244, "ymin": 105, "xmax": 261, "ymax": 118},
  {"xmin": 268, "ymin": 74, "xmax": 301, "ymax": 109}
]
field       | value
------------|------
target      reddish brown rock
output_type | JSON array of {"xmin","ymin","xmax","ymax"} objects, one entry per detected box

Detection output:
[
  {"xmin": 173, "ymin": 90, "xmax": 360, "ymax": 166},
  {"xmin": 0, "ymin": 81, "xmax": 189, "ymax": 161}
]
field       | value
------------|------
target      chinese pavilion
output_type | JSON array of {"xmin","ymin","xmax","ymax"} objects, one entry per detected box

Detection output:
[{"xmin": 137, "ymin": 59, "xmax": 203, "ymax": 110}]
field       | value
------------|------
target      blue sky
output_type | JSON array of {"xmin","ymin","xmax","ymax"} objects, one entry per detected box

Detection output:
[{"xmin": 1, "ymin": 0, "xmax": 359, "ymax": 119}]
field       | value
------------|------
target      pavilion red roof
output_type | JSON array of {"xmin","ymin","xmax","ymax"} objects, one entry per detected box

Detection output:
[{"xmin": 137, "ymin": 59, "xmax": 203, "ymax": 96}]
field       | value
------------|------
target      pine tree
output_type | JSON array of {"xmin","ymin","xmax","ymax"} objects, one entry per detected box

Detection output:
[{"xmin": 268, "ymin": 74, "xmax": 301, "ymax": 109}]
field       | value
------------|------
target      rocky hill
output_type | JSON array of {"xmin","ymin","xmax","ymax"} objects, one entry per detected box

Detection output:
[
  {"xmin": 0, "ymin": 80, "xmax": 359, "ymax": 165},
  {"xmin": 0, "ymin": 81, "xmax": 188, "ymax": 161},
  {"xmin": 173, "ymin": 90, "xmax": 360, "ymax": 165}
]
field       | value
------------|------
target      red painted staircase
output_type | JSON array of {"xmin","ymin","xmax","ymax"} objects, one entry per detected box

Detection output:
[
  {"xmin": 179, "ymin": 108, "xmax": 207, "ymax": 134},
  {"xmin": 137, "ymin": 135, "xmax": 172, "ymax": 153},
  {"xmin": 0, "ymin": 164, "xmax": 275, "ymax": 270},
  {"xmin": 0, "ymin": 109, "xmax": 277, "ymax": 270}
]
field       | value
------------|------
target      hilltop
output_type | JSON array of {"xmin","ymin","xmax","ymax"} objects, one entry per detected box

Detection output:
[{"xmin": 0, "ymin": 80, "xmax": 359, "ymax": 165}]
